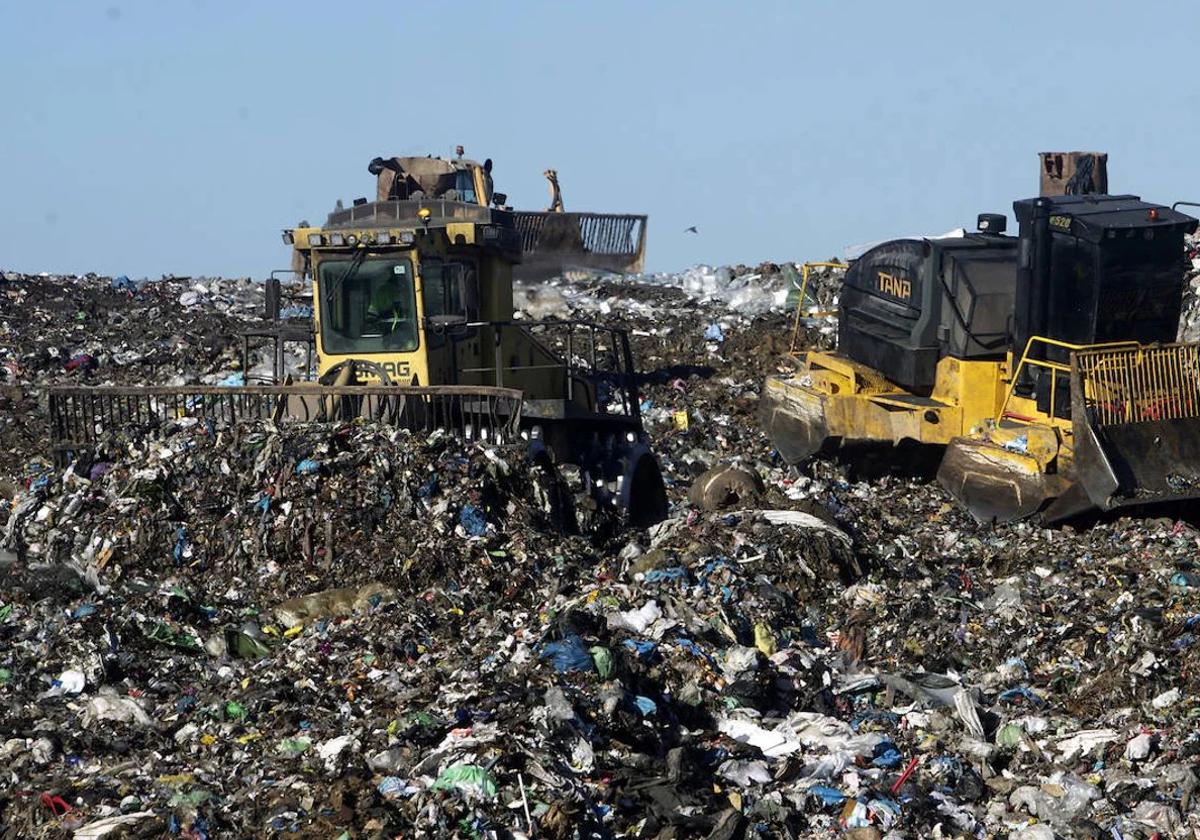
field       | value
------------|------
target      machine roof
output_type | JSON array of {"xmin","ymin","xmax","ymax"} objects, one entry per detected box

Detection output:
[{"xmin": 1013, "ymin": 194, "xmax": 1198, "ymax": 241}]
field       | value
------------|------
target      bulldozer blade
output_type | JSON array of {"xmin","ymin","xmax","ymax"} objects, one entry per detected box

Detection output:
[
  {"xmin": 1073, "ymin": 415, "xmax": 1200, "ymax": 511},
  {"xmin": 1067, "ymin": 342, "xmax": 1200, "ymax": 514},
  {"xmin": 512, "ymin": 211, "xmax": 647, "ymax": 282},
  {"xmin": 758, "ymin": 378, "xmax": 832, "ymax": 464},
  {"xmin": 1039, "ymin": 481, "xmax": 1097, "ymax": 523},
  {"xmin": 937, "ymin": 437, "xmax": 1068, "ymax": 524}
]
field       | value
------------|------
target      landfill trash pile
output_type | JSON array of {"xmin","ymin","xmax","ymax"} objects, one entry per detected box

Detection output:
[
  {"xmin": 0, "ymin": 272, "xmax": 268, "ymax": 388},
  {"xmin": 5, "ymin": 268, "xmax": 1200, "ymax": 838},
  {"xmin": 0, "ymin": 272, "xmax": 307, "ymax": 482},
  {"xmin": 1181, "ymin": 231, "xmax": 1200, "ymax": 342},
  {"xmin": 516, "ymin": 261, "xmax": 843, "ymax": 324}
]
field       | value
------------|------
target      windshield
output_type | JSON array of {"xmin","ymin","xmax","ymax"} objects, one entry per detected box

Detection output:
[{"xmin": 318, "ymin": 257, "xmax": 418, "ymax": 353}]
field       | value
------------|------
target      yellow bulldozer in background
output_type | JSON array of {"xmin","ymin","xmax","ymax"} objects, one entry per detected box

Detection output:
[
  {"xmin": 761, "ymin": 188, "xmax": 1200, "ymax": 523},
  {"xmin": 355, "ymin": 149, "xmax": 647, "ymax": 282},
  {"xmin": 48, "ymin": 149, "xmax": 668, "ymax": 526}
]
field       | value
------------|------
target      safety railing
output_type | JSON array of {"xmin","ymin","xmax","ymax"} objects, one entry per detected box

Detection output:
[
  {"xmin": 326, "ymin": 199, "xmax": 497, "ymax": 227},
  {"xmin": 788, "ymin": 261, "xmax": 848, "ymax": 356},
  {"xmin": 452, "ymin": 320, "xmax": 640, "ymax": 420},
  {"xmin": 998, "ymin": 336, "xmax": 1142, "ymax": 425},
  {"xmin": 1073, "ymin": 342, "xmax": 1200, "ymax": 426},
  {"xmin": 47, "ymin": 384, "xmax": 524, "ymax": 464}
]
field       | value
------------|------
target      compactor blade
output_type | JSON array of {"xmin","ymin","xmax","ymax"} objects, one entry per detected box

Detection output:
[
  {"xmin": 1069, "ymin": 342, "xmax": 1200, "ymax": 513},
  {"xmin": 758, "ymin": 376, "xmax": 833, "ymax": 464},
  {"xmin": 936, "ymin": 437, "xmax": 1066, "ymax": 524},
  {"xmin": 1073, "ymin": 415, "xmax": 1200, "ymax": 512},
  {"xmin": 46, "ymin": 384, "xmax": 524, "ymax": 466}
]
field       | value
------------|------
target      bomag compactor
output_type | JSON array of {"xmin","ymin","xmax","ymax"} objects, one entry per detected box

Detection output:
[
  {"xmin": 761, "ymin": 193, "xmax": 1200, "ymax": 523},
  {"xmin": 48, "ymin": 152, "xmax": 667, "ymax": 526}
]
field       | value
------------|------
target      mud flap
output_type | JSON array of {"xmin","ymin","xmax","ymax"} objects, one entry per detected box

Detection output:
[
  {"xmin": 936, "ymin": 438, "xmax": 1069, "ymax": 524},
  {"xmin": 758, "ymin": 379, "xmax": 831, "ymax": 464},
  {"xmin": 1073, "ymin": 415, "xmax": 1200, "ymax": 511}
]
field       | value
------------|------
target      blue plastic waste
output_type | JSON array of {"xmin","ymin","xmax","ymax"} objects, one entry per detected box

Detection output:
[
  {"xmin": 460, "ymin": 504, "xmax": 487, "ymax": 536},
  {"xmin": 418, "ymin": 475, "xmax": 439, "ymax": 500},
  {"xmin": 539, "ymin": 634, "xmax": 595, "ymax": 673},
  {"xmin": 1172, "ymin": 571, "xmax": 1200, "ymax": 588},
  {"xmin": 704, "ymin": 323, "xmax": 725, "ymax": 342},
  {"xmin": 644, "ymin": 567, "xmax": 688, "ymax": 583},
  {"xmin": 173, "ymin": 526, "xmax": 189, "ymax": 565},
  {"xmin": 808, "ymin": 785, "xmax": 846, "ymax": 805},
  {"xmin": 295, "ymin": 459, "xmax": 320, "ymax": 475},
  {"xmin": 623, "ymin": 639, "xmax": 658, "ymax": 658},
  {"xmin": 997, "ymin": 686, "xmax": 1046, "ymax": 707},
  {"xmin": 632, "ymin": 695, "xmax": 658, "ymax": 716},
  {"xmin": 872, "ymin": 741, "xmax": 903, "ymax": 768}
]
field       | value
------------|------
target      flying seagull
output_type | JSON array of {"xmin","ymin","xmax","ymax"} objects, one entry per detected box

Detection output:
[{"xmin": 684, "ymin": 226, "xmax": 698, "ymax": 234}]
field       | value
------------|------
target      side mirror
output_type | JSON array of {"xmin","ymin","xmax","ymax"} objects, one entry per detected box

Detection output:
[
  {"xmin": 492, "ymin": 192, "xmax": 507, "ymax": 207},
  {"xmin": 484, "ymin": 158, "xmax": 493, "ymax": 174},
  {"xmin": 265, "ymin": 277, "xmax": 281, "ymax": 320}
]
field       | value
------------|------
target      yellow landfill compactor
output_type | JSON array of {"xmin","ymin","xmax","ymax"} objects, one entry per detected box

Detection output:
[
  {"xmin": 760, "ymin": 194, "xmax": 1200, "ymax": 523},
  {"xmin": 48, "ymin": 151, "xmax": 667, "ymax": 526}
]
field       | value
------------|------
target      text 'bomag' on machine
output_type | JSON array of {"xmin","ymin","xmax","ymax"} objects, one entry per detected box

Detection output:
[
  {"xmin": 761, "ymin": 189, "xmax": 1200, "ymax": 524},
  {"xmin": 48, "ymin": 150, "xmax": 668, "ymax": 528}
]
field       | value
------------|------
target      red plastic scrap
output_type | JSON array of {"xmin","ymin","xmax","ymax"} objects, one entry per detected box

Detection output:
[
  {"xmin": 40, "ymin": 792, "xmax": 72, "ymax": 816},
  {"xmin": 889, "ymin": 756, "xmax": 920, "ymax": 794}
]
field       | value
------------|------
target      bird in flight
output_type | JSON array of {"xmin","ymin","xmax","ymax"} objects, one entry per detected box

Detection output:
[{"xmin": 684, "ymin": 226, "xmax": 698, "ymax": 234}]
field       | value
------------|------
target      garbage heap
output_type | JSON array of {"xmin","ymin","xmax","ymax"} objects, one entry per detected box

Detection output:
[
  {"xmin": 1181, "ymin": 231, "xmax": 1200, "ymax": 343},
  {"xmin": 0, "ymin": 272, "xmax": 274, "ymax": 485},
  {"xmin": 2, "ymin": 417, "xmax": 857, "ymax": 838},
  {"xmin": 5, "ymin": 267, "xmax": 1200, "ymax": 839}
]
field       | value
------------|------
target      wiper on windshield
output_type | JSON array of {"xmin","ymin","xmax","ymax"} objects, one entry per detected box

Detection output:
[{"xmin": 325, "ymin": 248, "xmax": 369, "ymax": 298}]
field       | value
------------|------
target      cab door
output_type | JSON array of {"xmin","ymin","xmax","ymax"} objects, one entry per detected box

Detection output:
[{"xmin": 419, "ymin": 257, "xmax": 482, "ymax": 386}]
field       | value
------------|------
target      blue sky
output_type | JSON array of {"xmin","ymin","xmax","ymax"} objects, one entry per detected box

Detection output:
[{"xmin": 2, "ymin": 1, "xmax": 1198, "ymax": 279}]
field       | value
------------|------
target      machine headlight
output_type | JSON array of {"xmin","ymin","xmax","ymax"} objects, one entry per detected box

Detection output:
[
  {"xmin": 281, "ymin": 230, "xmax": 295, "ymax": 245},
  {"xmin": 329, "ymin": 233, "xmax": 345, "ymax": 247},
  {"xmin": 398, "ymin": 232, "xmax": 415, "ymax": 245},
  {"xmin": 377, "ymin": 231, "xmax": 392, "ymax": 245},
  {"xmin": 346, "ymin": 234, "xmax": 358, "ymax": 246},
  {"xmin": 307, "ymin": 233, "xmax": 323, "ymax": 247}
]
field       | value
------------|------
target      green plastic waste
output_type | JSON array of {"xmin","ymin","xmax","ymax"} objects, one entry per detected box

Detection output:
[
  {"xmin": 278, "ymin": 737, "xmax": 312, "ymax": 755},
  {"xmin": 590, "ymin": 646, "xmax": 614, "ymax": 679},
  {"xmin": 143, "ymin": 620, "xmax": 202, "ymax": 653},
  {"xmin": 431, "ymin": 764, "xmax": 497, "ymax": 799},
  {"xmin": 225, "ymin": 700, "xmax": 247, "ymax": 720},
  {"xmin": 168, "ymin": 789, "xmax": 212, "ymax": 807},
  {"xmin": 0, "ymin": 604, "xmax": 13, "ymax": 622},
  {"xmin": 225, "ymin": 628, "xmax": 272, "ymax": 660},
  {"xmin": 996, "ymin": 723, "xmax": 1024, "ymax": 748},
  {"xmin": 0, "ymin": 667, "xmax": 11, "ymax": 686}
]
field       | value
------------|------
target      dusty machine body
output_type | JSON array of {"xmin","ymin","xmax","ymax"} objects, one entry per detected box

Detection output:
[
  {"xmin": 49, "ymin": 153, "xmax": 667, "ymax": 525},
  {"xmin": 360, "ymin": 153, "xmax": 647, "ymax": 282},
  {"xmin": 761, "ymin": 194, "xmax": 1200, "ymax": 522}
]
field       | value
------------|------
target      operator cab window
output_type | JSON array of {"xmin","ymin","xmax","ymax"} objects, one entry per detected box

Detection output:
[
  {"xmin": 318, "ymin": 257, "xmax": 418, "ymax": 353},
  {"xmin": 454, "ymin": 170, "xmax": 478, "ymax": 204}
]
